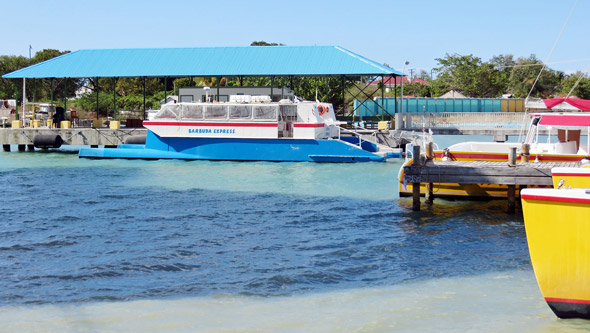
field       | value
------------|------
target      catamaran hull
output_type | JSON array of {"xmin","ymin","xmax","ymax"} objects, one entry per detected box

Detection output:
[
  {"xmin": 79, "ymin": 131, "xmax": 385, "ymax": 162},
  {"xmin": 521, "ymin": 188, "xmax": 590, "ymax": 319}
]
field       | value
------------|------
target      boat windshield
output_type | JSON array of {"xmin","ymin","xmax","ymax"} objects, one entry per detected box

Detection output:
[{"xmin": 154, "ymin": 104, "xmax": 180, "ymax": 119}]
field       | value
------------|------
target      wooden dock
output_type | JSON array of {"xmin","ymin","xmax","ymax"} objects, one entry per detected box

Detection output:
[{"xmin": 403, "ymin": 145, "xmax": 579, "ymax": 213}]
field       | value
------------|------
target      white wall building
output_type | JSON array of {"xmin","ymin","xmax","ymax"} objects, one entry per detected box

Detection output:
[{"xmin": 178, "ymin": 87, "xmax": 295, "ymax": 103}]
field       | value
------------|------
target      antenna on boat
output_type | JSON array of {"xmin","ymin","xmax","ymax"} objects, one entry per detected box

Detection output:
[
  {"xmin": 203, "ymin": 86, "xmax": 210, "ymax": 102},
  {"xmin": 315, "ymin": 88, "xmax": 319, "ymax": 103},
  {"xmin": 518, "ymin": 0, "xmax": 578, "ymax": 143}
]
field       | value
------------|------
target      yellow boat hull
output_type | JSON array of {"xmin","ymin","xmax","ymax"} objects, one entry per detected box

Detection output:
[
  {"xmin": 521, "ymin": 188, "xmax": 590, "ymax": 319},
  {"xmin": 552, "ymin": 166, "xmax": 590, "ymax": 188}
]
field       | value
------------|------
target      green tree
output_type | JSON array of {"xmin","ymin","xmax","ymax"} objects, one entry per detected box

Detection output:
[
  {"xmin": 0, "ymin": 55, "xmax": 30, "ymax": 99},
  {"xmin": 115, "ymin": 77, "xmax": 162, "ymax": 96},
  {"xmin": 507, "ymin": 55, "xmax": 563, "ymax": 98},
  {"xmin": 560, "ymin": 72, "xmax": 590, "ymax": 99},
  {"xmin": 488, "ymin": 54, "xmax": 515, "ymax": 93},
  {"xmin": 432, "ymin": 53, "xmax": 505, "ymax": 98}
]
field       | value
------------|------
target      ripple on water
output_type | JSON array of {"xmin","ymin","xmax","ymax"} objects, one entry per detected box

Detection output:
[{"xmin": 0, "ymin": 153, "xmax": 530, "ymax": 305}]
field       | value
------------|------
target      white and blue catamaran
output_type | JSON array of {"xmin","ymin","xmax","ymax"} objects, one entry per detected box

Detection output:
[{"xmin": 79, "ymin": 96, "xmax": 400, "ymax": 162}]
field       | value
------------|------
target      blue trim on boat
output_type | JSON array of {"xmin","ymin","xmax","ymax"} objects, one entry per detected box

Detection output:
[
  {"xmin": 79, "ymin": 131, "xmax": 385, "ymax": 162},
  {"xmin": 339, "ymin": 136, "xmax": 378, "ymax": 152}
]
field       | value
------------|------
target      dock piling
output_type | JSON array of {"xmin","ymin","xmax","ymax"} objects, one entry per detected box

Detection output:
[
  {"xmin": 507, "ymin": 185, "xmax": 516, "ymax": 214},
  {"xmin": 412, "ymin": 145, "xmax": 422, "ymax": 211},
  {"xmin": 521, "ymin": 144, "xmax": 530, "ymax": 163},
  {"xmin": 508, "ymin": 147, "xmax": 517, "ymax": 166},
  {"xmin": 425, "ymin": 142, "xmax": 434, "ymax": 205}
]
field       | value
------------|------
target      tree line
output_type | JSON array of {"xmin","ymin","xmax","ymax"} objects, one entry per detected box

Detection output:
[
  {"xmin": 400, "ymin": 53, "xmax": 589, "ymax": 99},
  {"xmin": 1, "ymin": 47, "xmax": 588, "ymax": 118}
]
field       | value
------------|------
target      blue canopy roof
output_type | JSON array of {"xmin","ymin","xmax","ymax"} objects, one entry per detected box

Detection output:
[{"xmin": 3, "ymin": 45, "xmax": 401, "ymax": 79}]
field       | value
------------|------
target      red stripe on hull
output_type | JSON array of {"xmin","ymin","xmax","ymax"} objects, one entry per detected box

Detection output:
[
  {"xmin": 442, "ymin": 152, "xmax": 583, "ymax": 162},
  {"xmin": 144, "ymin": 121, "xmax": 278, "ymax": 127},
  {"xmin": 521, "ymin": 194, "xmax": 590, "ymax": 204},
  {"xmin": 546, "ymin": 297, "xmax": 590, "ymax": 305}
]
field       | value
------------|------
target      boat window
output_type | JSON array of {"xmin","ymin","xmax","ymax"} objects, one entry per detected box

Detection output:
[
  {"xmin": 154, "ymin": 104, "xmax": 180, "ymax": 119},
  {"xmin": 229, "ymin": 105, "xmax": 252, "ymax": 119},
  {"xmin": 181, "ymin": 104, "xmax": 204, "ymax": 119},
  {"xmin": 204, "ymin": 105, "xmax": 227, "ymax": 119},
  {"xmin": 253, "ymin": 105, "xmax": 277, "ymax": 120},
  {"xmin": 279, "ymin": 105, "xmax": 298, "ymax": 121}
]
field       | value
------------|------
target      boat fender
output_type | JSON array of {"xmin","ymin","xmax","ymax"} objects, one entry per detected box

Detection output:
[
  {"xmin": 33, "ymin": 134, "xmax": 63, "ymax": 149},
  {"xmin": 124, "ymin": 135, "xmax": 147, "ymax": 144}
]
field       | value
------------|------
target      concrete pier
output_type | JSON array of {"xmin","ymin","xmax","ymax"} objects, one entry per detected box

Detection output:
[{"xmin": 0, "ymin": 128, "xmax": 147, "ymax": 150}]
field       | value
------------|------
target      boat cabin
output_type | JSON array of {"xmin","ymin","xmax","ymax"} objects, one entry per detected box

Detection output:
[
  {"xmin": 526, "ymin": 113, "xmax": 590, "ymax": 155},
  {"xmin": 145, "ymin": 96, "xmax": 340, "ymax": 140}
]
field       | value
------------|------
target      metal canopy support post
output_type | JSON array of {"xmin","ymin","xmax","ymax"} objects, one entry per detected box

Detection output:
[
  {"xmin": 50, "ymin": 78, "xmax": 54, "ymax": 108},
  {"xmin": 13, "ymin": 82, "xmax": 18, "ymax": 120},
  {"xmin": 394, "ymin": 75, "xmax": 397, "ymax": 112},
  {"xmin": 271, "ymin": 76, "xmax": 274, "ymax": 101},
  {"xmin": 113, "ymin": 77, "xmax": 118, "ymax": 120},
  {"xmin": 22, "ymin": 78, "xmax": 26, "ymax": 123},
  {"xmin": 325, "ymin": 77, "xmax": 329, "ymax": 103},
  {"xmin": 341, "ymin": 76, "xmax": 346, "ymax": 117},
  {"xmin": 142, "ymin": 77, "xmax": 146, "ymax": 120},
  {"xmin": 164, "ymin": 77, "xmax": 168, "ymax": 104},
  {"xmin": 64, "ymin": 78, "xmax": 68, "ymax": 111},
  {"xmin": 216, "ymin": 76, "xmax": 220, "ymax": 101},
  {"xmin": 380, "ymin": 75, "xmax": 385, "ymax": 121},
  {"xmin": 95, "ymin": 77, "xmax": 99, "ymax": 120}
]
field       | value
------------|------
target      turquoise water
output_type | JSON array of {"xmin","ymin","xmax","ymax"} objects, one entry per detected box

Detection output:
[{"xmin": 1, "ymin": 142, "xmax": 589, "ymax": 331}]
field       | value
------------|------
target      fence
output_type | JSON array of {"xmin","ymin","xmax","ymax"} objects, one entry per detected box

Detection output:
[
  {"xmin": 353, "ymin": 97, "xmax": 526, "ymax": 117},
  {"xmin": 401, "ymin": 112, "xmax": 528, "ymax": 131}
]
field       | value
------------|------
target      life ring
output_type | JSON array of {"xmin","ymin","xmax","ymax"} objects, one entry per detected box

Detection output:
[{"xmin": 318, "ymin": 105, "xmax": 327, "ymax": 116}]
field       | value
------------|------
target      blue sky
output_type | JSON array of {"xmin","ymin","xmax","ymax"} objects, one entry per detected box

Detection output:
[{"xmin": 4, "ymin": 0, "xmax": 589, "ymax": 75}]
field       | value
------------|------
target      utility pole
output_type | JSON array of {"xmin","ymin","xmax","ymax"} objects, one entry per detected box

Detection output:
[{"xmin": 401, "ymin": 61, "xmax": 409, "ymax": 114}]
